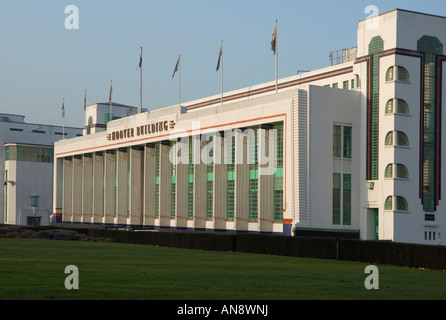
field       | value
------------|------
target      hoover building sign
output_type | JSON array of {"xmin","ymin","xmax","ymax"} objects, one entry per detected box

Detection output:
[{"xmin": 106, "ymin": 119, "xmax": 176, "ymax": 142}]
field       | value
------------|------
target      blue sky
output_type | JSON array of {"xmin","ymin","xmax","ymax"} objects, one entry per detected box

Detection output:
[{"xmin": 1, "ymin": 0, "xmax": 445, "ymax": 128}]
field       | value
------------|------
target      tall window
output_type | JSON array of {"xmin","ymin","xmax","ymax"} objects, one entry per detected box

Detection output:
[
  {"xmin": 343, "ymin": 174, "xmax": 351, "ymax": 225},
  {"xmin": 273, "ymin": 123, "xmax": 284, "ymax": 222},
  {"xmin": 343, "ymin": 127, "xmax": 352, "ymax": 159},
  {"xmin": 171, "ymin": 142, "xmax": 176, "ymax": 219},
  {"xmin": 333, "ymin": 173, "xmax": 341, "ymax": 225},
  {"xmin": 206, "ymin": 135, "xmax": 214, "ymax": 221},
  {"xmin": 226, "ymin": 134, "xmax": 235, "ymax": 221},
  {"xmin": 333, "ymin": 125, "xmax": 342, "ymax": 157},
  {"xmin": 187, "ymin": 137, "xmax": 194, "ymax": 220},
  {"xmin": 333, "ymin": 124, "xmax": 352, "ymax": 158},
  {"xmin": 332, "ymin": 173, "xmax": 352, "ymax": 226},
  {"xmin": 248, "ymin": 128, "xmax": 258, "ymax": 222},
  {"xmin": 155, "ymin": 144, "xmax": 160, "ymax": 218}
]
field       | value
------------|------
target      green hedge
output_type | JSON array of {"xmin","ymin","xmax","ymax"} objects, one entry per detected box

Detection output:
[
  {"xmin": 6, "ymin": 225, "xmax": 446, "ymax": 271},
  {"xmin": 338, "ymin": 239, "xmax": 446, "ymax": 270},
  {"xmin": 235, "ymin": 234, "xmax": 337, "ymax": 259}
]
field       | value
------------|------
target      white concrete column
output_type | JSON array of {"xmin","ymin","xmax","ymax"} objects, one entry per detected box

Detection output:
[
  {"xmin": 72, "ymin": 155, "xmax": 82, "ymax": 223},
  {"xmin": 143, "ymin": 143, "xmax": 156, "ymax": 227},
  {"xmin": 129, "ymin": 146, "xmax": 144, "ymax": 227},
  {"xmin": 92, "ymin": 152, "xmax": 104, "ymax": 224},
  {"xmin": 235, "ymin": 129, "xmax": 249, "ymax": 231},
  {"xmin": 194, "ymin": 137, "xmax": 207, "ymax": 230},
  {"xmin": 259, "ymin": 125, "xmax": 274, "ymax": 233},
  {"xmin": 159, "ymin": 141, "xmax": 172, "ymax": 228},
  {"xmin": 82, "ymin": 154, "xmax": 93, "ymax": 224},
  {"xmin": 104, "ymin": 150, "xmax": 116, "ymax": 225},
  {"xmin": 62, "ymin": 157, "xmax": 73, "ymax": 223},
  {"xmin": 116, "ymin": 148, "xmax": 128, "ymax": 226},
  {"xmin": 213, "ymin": 132, "xmax": 227, "ymax": 230}
]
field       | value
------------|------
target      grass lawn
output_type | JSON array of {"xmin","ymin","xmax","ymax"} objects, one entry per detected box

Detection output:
[{"xmin": 0, "ymin": 238, "xmax": 445, "ymax": 300}]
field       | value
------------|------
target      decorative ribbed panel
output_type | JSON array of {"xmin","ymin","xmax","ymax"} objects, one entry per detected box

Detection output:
[{"xmin": 293, "ymin": 89, "xmax": 309, "ymax": 222}]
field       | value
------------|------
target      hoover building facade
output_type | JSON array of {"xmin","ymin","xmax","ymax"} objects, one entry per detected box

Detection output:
[{"xmin": 53, "ymin": 9, "xmax": 446, "ymax": 245}]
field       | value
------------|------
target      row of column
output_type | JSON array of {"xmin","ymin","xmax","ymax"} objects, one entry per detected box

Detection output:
[{"xmin": 57, "ymin": 125, "xmax": 284, "ymax": 232}]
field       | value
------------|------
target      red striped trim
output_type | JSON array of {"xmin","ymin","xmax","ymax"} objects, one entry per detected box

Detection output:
[{"xmin": 186, "ymin": 66, "xmax": 353, "ymax": 110}]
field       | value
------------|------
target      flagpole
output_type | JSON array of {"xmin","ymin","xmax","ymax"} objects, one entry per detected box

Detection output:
[
  {"xmin": 109, "ymin": 79, "xmax": 113, "ymax": 125},
  {"xmin": 221, "ymin": 40, "xmax": 223, "ymax": 106},
  {"xmin": 139, "ymin": 47, "xmax": 143, "ymax": 114},
  {"xmin": 275, "ymin": 19, "xmax": 278, "ymax": 93},
  {"xmin": 62, "ymin": 97, "xmax": 65, "ymax": 139},
  {"xmin": 178, "ymin": 55, "xmax": 181, "ymax": 108}
]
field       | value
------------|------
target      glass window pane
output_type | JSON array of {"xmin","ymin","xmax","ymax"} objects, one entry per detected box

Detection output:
[
  {"xmin": 385, "ymin": 132, "xmax": 393, "ymax": 146},
  {"xmin": 385, "ymin": 164, "xmax": 393, "ymax": 178},
  {"xmin": 385, "ymin": 99, "xmax": 394, "ymax": 114},
  {"xmin": 385, "ymin": 196, "xmax": 393, "ymax": 210},
  {"xmin": 386, "ymin": 66, "xmax": 394, "ymax": 81},
  {"xmin": 343, "ymin": 126, "xmax": 352, "ymax": 158},
  {"xmin": 333, "ymin": 125, "xmax": 341, "ymax": 157}
]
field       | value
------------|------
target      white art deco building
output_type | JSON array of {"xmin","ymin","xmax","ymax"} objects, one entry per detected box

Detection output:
[
  {"xmin": 53, "ymin": 9, "xmax": 446, "ymax": 245},
  {"xmin": 0, "ymin": 113, "xmax": 82, "ymax": 226}
]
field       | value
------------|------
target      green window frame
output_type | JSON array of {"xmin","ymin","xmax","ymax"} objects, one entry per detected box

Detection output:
[
  {"xmin": 226, "ymin": 135, "xmax": 235, "ymax": 221},
  {"xmin": 386, "ymin": 66, "xmax": 394, "ymax": 81},
  {"xmin": 384, "ymin": 164, "xmax": 393, "ymax": 178},
  {"xmin": 248, "ymin": 128, "xmax": 258, "ymax": 222},
  {"xmin": 30, "ymin": 196, "xmax": 38, "ymax": 208},
  {"xmin": 385, "ymin": 196, "xmax": 393, "ymax": 211},
  {"xmin": 343, "ymin": 80, "xmax": 349, "ymax": 89},
  {"xmin": 333, "ymin": 125, "xmax": 342, "ymax": 157},
  {"xmin": 187, "ymin": 137, "xmax": 194, "ymax": 220},
  {"xmin": 206, "ymin": 135, "xmax": 214, "ymax": 221},
  {"xmin": 396, "ymin": 131, "xmax": 409, "ymax": 146},
  {"xmin": 385, "ymin": 99, "xmax": 394, "ymax": 114},
  {"xmin": 385, "ymin": 132, "xmax": 393, "ymax": 146},
  {"xmin": 398, "ymin": 67, "xmax": 410, "ymax": 82},
  {"xmin": 397, "ymin": 100, "xmax": 409, "ymax": 114},
  {"xmin": 396, "ymin": 196, "xmax": 409, "ymax": 211},
  {"xmin": 342, "ymin": 174, "xmax": 351, "ymax": 225},
  {"xmin": 396, "ymin": 164, "xmax": 409, "ymax": 179},
  {"xmin": 171, "ymin": 142, "xmax": 176, "ymax": 219},
  {"xmin": 343, "ymin": 126, "xmax": 352, "ymax": 159},
  {"xmin": 273, "ymin": 123, "xmax": 284, "ymax": 222},
  {"xmin": 417, "ymin": 35, "xmax": 443, "ymax": 213},
  {"xmin": 155, "ymin": 144, "xmax": 160, "ymax": 219},
  {"xmin": 332, "ymin": 173, "xmax": 341, "ymax": 225}
]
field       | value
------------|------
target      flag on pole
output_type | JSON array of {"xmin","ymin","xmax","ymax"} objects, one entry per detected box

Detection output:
[
  {"xmin": 172, "ymin": 55, "xmax": 180, "ymax": 80},
  {"xmin": 62, "ymin": 98, "xmax": 65, "ymax": 118},
  {"xmin": 216, "ymin": 42, "xmax": 223, "ymax": 71},
  {"xmin": 139, "ymin": 50, "xmax": 142, "ymax": 68},
  {"xmin": 109, "ymin": 80, "xmax": 113, "ymax": 103},
  {"xmin": 271, "ymin": 21, "xmax": 277, "ymax": 54},
  {"xmin": 83, "ymin": 90, "xmax": 87, "ymax": 110}
]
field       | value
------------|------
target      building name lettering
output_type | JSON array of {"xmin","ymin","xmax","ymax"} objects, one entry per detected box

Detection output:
[{"xmin": 107, "ymin": 120, "xmax": 176, "ymax": 141}]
